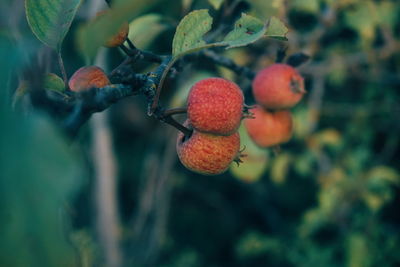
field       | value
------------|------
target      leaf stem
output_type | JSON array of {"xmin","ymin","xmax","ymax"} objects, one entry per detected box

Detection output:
[
  {"xmin": 58, "ymin": 51, "xmax": 68, "ymax": 88},
  {"xmin": 149, "ymin": 57, "xmax": 175, "ymax": 115}
]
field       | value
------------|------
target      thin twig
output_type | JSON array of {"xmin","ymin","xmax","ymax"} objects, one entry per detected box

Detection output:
[{"xmin": 124, "ymin": 39, "xmax": 164, "ymax": 63}]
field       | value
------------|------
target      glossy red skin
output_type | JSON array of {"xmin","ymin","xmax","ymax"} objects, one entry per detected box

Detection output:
[
  {"xmin": 252, "ymin": 64, "xmax": 305, "ymax": 110},
  {"xmin": 244, "ymin": 105, "xmax": 293, "ymax": 147},
  {"xmin": 177, "ymin": 126, "xmax": 240, "ymax": 175},
  {"xmin": 68, "ymin": 66, "xmax": 110, "ymax": 92},
  {"xmin": 187, "ymin": 78, "xmax": 244, "ymax": 135}
]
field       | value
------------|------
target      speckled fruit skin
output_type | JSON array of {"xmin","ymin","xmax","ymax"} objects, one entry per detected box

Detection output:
[
  {"xmin": 252, "ymin": 63, "xmax": 305, "ymax": 109},
  {"xmin": 176, "ymin": 125, "xmax": 240, "ymax": 175},
  {"xmin": 187, "ymin": 77, "xmax": 244, "ymax": 136},
  {"xmin": 244, "ymin": 105, "xmax": 293, "ymax": 147},
  {"xmin": 96, "ymin": 11, "xmax": 129, "ymax": 48},
  {"xmin": 68, "ymin": 66, "xmax": 110, "ymax": 92}
]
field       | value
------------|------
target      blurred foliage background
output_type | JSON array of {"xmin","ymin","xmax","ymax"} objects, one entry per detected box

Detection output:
[{"xmin": 1, "ymin": 0, "xmax": 400, "ymax": 266}]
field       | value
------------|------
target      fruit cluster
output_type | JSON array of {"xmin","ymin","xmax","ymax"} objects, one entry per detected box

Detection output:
[
  {"xmin": 245, "ymin": 63, "xmax": 305, "ymax": 148},
  {"xmin": 176, "ymin": 78, "xmax": 244, "ymax": 175},
  {"xmin": 66, "ymin": 63, "xmax": 304, "ymax": 176}
]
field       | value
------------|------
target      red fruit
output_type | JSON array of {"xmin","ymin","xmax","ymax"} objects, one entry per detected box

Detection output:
[
  {"xmin": 96, "ymin": 11, "xmax": 129, "ymax": 48},
  {"xmin": 252, "ymin": 63, "xmax": 305, "ymax": 109},
  {"xmin": 187, "ymin": 77, "xmax": 244, "ymax": 135},
  {"xmin": 244, "ymin": 105, "xmax": 293, "ymax": 147},
  {"xmin": 176, "ymin": 123, "xmax": 241, "ymax": 175},
  {"xmin": 68, "ymin": 66, "xmax": 110, "ymax": 92}
]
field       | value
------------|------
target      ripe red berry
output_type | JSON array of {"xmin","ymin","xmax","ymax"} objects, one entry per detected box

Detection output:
[
  {"xmin": 68, "ymin": 66, "xmax": 110, "ymax": 92},
  {"xmin": 252, "ymin": 63, "xmax": 305, "ymax": 109},
  {"xmin": 244, "ymin": 105, "xmax": 293, "ymax": 147},
  {"xmin": 187, "ymin": 77, "xmax": 244, "ymax": 136},
  {"xmin": 176, "ymin": 122, "xmax": 241, "ymax": 175}
]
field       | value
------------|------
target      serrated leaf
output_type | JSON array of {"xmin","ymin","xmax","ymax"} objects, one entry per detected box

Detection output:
[
  {"xmin": 265, "ymin": 16, "xmax": 288, "ymax": 40},
  {"xmin": 25, "ymin": 0, "xmax": 82, "ymax": 51},
  {"xmin": 223, "ymin": 13, "xmax": 267, "ymax": 48},
  {"xmin": 208, "ymin": 0, "xmax": 224, "ymax": 10},
  {"xmin": 172, "ymin": 9, "xmax": 213, "ymax": 57},
  {"xmin": 77, "ymin": 0, "xmax": 159, "ymax": 61}
]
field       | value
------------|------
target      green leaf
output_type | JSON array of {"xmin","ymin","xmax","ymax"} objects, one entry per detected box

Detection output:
[
  {"xmin": 25, "ymin": 0, "xmax": 82, "ymax": 51},
  {"xmin": 172, "ymin": 9, "xmax": 213, "ymax": 57},
  {"xmin": 247, "ymin": 0, "xmax": 284, "ymax": 19},
  {"xmin": 291, "ymin": 0, "xmax": 319, "ymax": 14},
  {"xmin": 44, "ymin": 73, "xmax": 66, "ymax": 92},
  {"xmin": 270, "ymin": 152, "xmax": 291, "ymax": 184},
  {"xmin": 208, "ymin": 0, "xmax": 224, "ymax": 10},
  {"xmin": 344, "ymin": 1, "xmax": 376, "ymax": 43},
  {"xmin": 347, "ymin": 233, "xmax": 370, "ymax": 267},
  {"xmin": 0, "ymin": 110, "xmax": 82, "ymax": 266},
  {"xmin": 128, "ymin": 14, "xmax": 169, "ymax": 50},
  {"xmin": 230, "ymin": 125, "xmax": 268, "ymax": 183},
  {"xmin": 265, "ymin": 16, "xmax": 288, "ymax": 40},
  {"xmin": 77, "ymin": 0, "xmax": 160, "ymax": 61},
  {"xmin": 223, "ymin": 13, "xmax": 267, "ymax": 48}
]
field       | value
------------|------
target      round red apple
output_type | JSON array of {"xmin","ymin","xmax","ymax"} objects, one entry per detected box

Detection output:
[
  {"xmin": 68, "ymin": 66, "xmax": 110, "ymax": 92},
  {"xmin": 252, "ymin": 63, "xmax": 305, "ymax": 110},
  {"xmin": 187, "ymin": 77, "xmax": 244, "ymax": 136},
  {"xmin": 244, "ymin": 105, "xmax": 293, "ymax": 147},
  {"xmin": 176, "ymin": 122, "xmax": 241, "ymax": 175}
]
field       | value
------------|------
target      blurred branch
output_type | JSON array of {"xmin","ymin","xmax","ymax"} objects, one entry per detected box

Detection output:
[
  {"xmin": 202, "ymin": 49, "xmax": 256, "ymax": 80},
  {"xmin": 124, "ymin": 39, "xmax": 165, "ymax": 63},
  {"xmin": 92, "ymin": 111, "xmax": 122, "ymax": 267}
]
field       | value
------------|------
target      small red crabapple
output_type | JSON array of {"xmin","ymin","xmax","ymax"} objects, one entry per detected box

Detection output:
[
  {"xmin": 176, "ymin": 121, "xmax": 241, "ymax": 175},
  {"xmin": 187, "ymin": 77, "xmax": 244, "ymax": 136},
  {"xmin": 68, "ymin": 66, "xmax": 110, "ymax": 92},
  {"xmin": 244, "ymin": 105, "xmax": 293, "ymax": 148},
  {"xmin": 252, "ymin": 63, "xmax": 305, "ymax": 110}
]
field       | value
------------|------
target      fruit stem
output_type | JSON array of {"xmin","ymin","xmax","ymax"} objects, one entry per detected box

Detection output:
[
  {"xmin": 162, "ymin": 115, "xmax": 192, "ymax": 137},
  {"xmin": 163, "ymin": 107, "xmax": 187, "ymax": 117}
]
